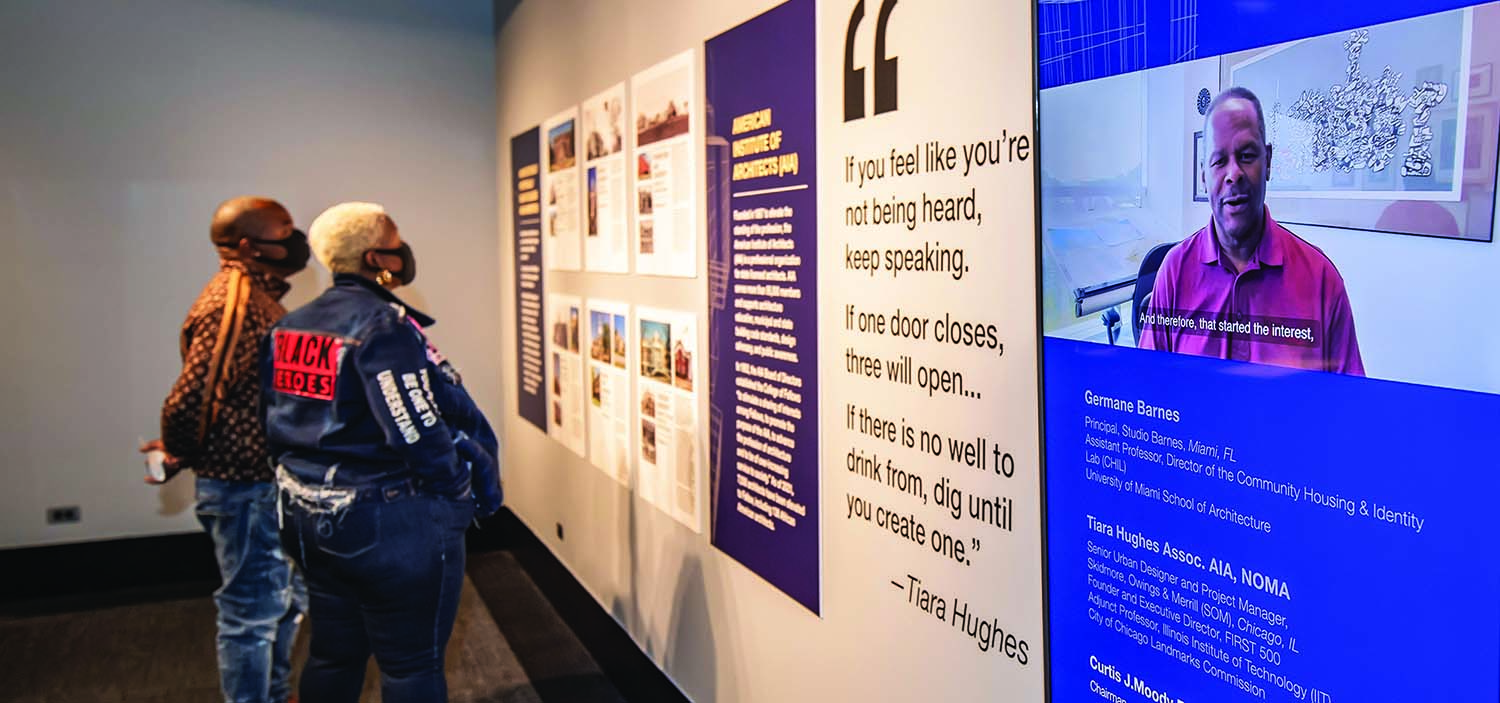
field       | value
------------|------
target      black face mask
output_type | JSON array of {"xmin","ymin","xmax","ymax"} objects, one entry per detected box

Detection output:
[
  {"xmin": 250, "ymin": 228, "xmax": 311, "ymax": 273},
  {"xmin": 369, "ymin": 242, "xmax": 416, "ymax": 286}
]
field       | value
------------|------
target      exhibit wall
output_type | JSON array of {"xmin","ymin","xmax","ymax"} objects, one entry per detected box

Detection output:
[
  {"xmin": 496, "ymin": 1, "xmax": 1043, "ymax": 700},
  {"xmin": 0, "ymin": 0, "xmax": 498, "ymax": 548}
]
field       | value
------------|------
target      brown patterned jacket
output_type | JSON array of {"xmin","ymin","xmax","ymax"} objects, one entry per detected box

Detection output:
[{"xmin": 159, "ymin": 260, "xmax": 291, "ymax": 482}]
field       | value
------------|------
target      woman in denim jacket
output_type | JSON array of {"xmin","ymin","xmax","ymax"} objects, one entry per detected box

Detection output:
[{"xmin": 262, "ymin": 201, "xmax": 500, "ymax": 702}]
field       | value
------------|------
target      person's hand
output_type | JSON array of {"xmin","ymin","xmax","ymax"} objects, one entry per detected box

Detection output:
[
  {"xmin": 454, "ymin": 433, "xmax": 502, "ymax": 518},
  {"xmin": 138, "ymin": 439, "xmax": 180, "ymax": 485}
]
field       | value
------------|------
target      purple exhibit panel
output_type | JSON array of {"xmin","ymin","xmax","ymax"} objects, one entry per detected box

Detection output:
[
  {"xmin": 706, "ymin": 0, "xmax": 820, "ymax": 613},
  {"xmin": 512, "ymin": 127, "xmax": 547, "ymax": 432}
]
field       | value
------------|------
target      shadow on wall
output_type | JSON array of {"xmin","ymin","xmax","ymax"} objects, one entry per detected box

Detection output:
[
  {"xmin": 665, "ymin": 555, "xmax": 716, "ymax": 700},
  {"xmin": 608, "ymin": 517, "xmax": 718, "ymax": 701},
  {"xmin": 610, "ymin": 460, "xmax": 643, "ymax": 663},
  {"xmin": 612, "ymin": 553, "xmax": 717, "ymax": 701}
]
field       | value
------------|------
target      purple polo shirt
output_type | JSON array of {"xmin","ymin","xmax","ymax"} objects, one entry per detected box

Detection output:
[{"xmin": 1139, "ymin": 210, "xmax": 1364, "ymax": 375}]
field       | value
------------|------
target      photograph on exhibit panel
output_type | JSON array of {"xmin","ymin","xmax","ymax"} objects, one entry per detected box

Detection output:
[
  {"xmin": 583, "ymin": 83, "xmax": 630, "ymax": 273},
  {"xmin": 583, "ymin": 85, "xmax": 625, "ymax": 160},
  {"xmin": 545, "ymin": 293, "xmax": 585, "ymax": 457},
  {"xmin": 631, "ymin": 50, "xmax": 698, "ymax": 278},
  {"xmin": 634, "ymin": 306, "xmax": 699, "ymax": 530},
  {"xmin": 634, "ymin": 61, "xmax": 691, "ymax": 147},
  {"xmin": 547, "ymin": 118, "xmax": 576, "ymax": 172},
  {"xmin": 543, "ymin": 107, "xmax": 582, "ymax": 270},
  {"xmin": 586, "ymin": 299, "xmax": 632, "ymax": 485}
]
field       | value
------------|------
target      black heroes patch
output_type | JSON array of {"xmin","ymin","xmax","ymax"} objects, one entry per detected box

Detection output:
[{"xmin": 272, "ymin": 330, "xmax": 344, "ymax": 401}]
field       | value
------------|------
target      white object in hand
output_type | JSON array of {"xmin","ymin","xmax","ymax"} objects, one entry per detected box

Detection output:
[{"xmin": 146, "ymin": 450, "xmax": 167, "ymax": 482}]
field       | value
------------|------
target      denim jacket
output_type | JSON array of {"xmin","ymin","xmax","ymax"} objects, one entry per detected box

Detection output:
[{"xmin": 261, "ymin": 274, "xmax": 497, "ymax": 496}]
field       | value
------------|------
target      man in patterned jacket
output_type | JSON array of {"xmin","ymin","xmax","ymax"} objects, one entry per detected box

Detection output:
[{"xmin": 141, "ymin": 196, "xmax": 310, "ymax": 703}]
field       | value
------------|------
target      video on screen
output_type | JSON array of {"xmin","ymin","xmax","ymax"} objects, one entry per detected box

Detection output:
[{"xmin": 1039, "ymin": 2, "xmax": 1500, "ymax": 395}]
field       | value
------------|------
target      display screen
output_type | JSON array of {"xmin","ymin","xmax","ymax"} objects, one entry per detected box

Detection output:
[{"xmin": 1038, "ymin": 1, "xmax": 1500, "ymax": 700}]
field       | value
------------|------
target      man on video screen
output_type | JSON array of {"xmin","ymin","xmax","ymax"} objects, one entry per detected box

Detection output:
[{"xmin": 1139, "ymin": 87, "xmax": 1365, "ymax": 375}]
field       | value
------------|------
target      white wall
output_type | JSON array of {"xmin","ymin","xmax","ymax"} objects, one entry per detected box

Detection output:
[
  {"xmin": 1142, "ymin": 58, "xmax": 1218, "ymax": 245},
  {"xmin": 1300, "ymin": 219, "xmax": 1500, "ymax": 393},
  {"xmin": 495, "ymin": 2, "xmax": 1043, "ymax": 702},
  {"xmin": 495, "ymin": 4, "xmax": 784, "ymax": 699},
  {"xmin": 0, "ymin": 0, "xmax": 497, "ymax": 548}
]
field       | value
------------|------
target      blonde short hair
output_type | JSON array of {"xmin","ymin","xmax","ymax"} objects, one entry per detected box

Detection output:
[{"xmin": 309, "ymin": 201, "xmax": 390, "ymax": 274}]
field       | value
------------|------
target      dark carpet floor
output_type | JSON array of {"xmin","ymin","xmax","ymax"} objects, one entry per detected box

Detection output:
[{"xmin": 0, "ymin": 551, "xmax": 621, "ymax": 703}]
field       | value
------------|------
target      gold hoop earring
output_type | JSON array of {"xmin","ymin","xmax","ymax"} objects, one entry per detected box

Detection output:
[{"xmin": 375, "ymin": 269, "xmax": 394, "ymax": 286}]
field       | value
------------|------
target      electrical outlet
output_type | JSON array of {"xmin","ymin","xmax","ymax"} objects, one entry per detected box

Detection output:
[
  {"xmin": 47, "ymin": 505, "xmax": 80, "ymax": 524},
  {"xmin": 556, "ymin": 522, "xmax": 565, "ymax": 540}
]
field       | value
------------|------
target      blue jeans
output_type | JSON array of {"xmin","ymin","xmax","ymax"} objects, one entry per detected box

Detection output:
[
  {"xmin": 280, "ymin": 483, "xmax": 473, "ymax": 702},
  {"xmin": 195, "ymin": 477, "xmax": 307, "ymax": 703}
]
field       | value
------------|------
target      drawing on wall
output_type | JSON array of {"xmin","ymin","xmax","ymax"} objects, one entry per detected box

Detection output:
[
  {"xmin": 1224, "ymin": 5, "xmax": 1498, "ymax": 239},
  {"xmin": 1247, "ymin": 28, "xmax": 1455, "ymax": 188}
]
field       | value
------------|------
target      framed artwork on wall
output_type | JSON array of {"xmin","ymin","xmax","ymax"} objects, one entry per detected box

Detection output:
[
  {"xmin": 1472, "ymin": 62, "xmax": 1493, "ymax": 98},
  {"xmin": 1192, "ymin": 130, "xmax": 1208, "ymax": 202}
]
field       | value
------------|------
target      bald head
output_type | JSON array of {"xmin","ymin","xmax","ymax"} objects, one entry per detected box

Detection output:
[
  {"xmin": 1204, "ymin": 86, "xmax": 1266, "ymax": 145},
  {"xmin": 210, "ymin": 196, "xmax": 290, "ymax": 249},
  {"xmin": 1201, "ymin": 87, "xmax": 1273, "ymax": 261}
]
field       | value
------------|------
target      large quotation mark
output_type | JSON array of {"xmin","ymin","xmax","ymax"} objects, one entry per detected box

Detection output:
[{"xmin": 843, "ymin": 0, "xmax": 899, "ymax": 122}]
